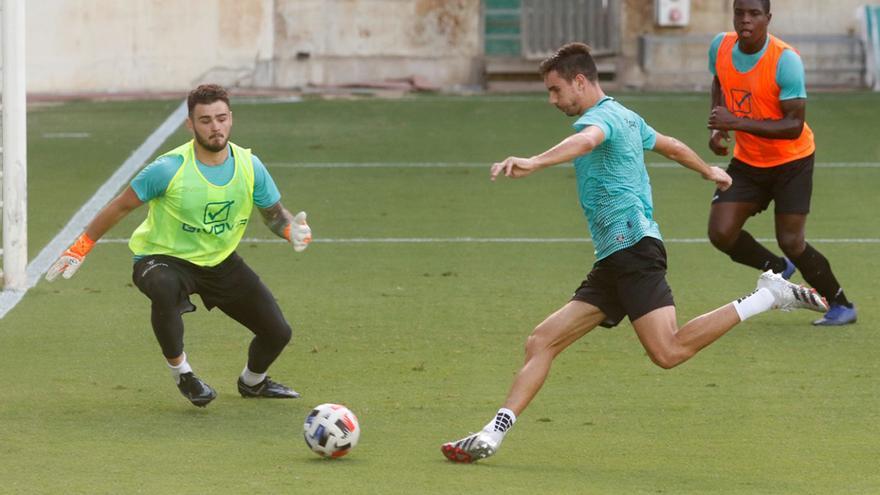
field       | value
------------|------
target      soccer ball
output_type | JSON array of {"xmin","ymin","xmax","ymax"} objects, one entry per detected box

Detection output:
[{"xmin": 303, "ymin": 403, "xmax": 360, "ymax": 458}]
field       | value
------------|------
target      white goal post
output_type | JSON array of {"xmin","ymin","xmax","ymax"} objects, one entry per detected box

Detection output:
[{"xmin": 1, "ymin": 0, "xmax": 27, "ymax": 291}]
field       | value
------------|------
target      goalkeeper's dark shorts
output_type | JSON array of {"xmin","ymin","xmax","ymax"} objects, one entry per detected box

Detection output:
[
  {"xmin": 131, "ymin": 252, "xmax": 291, "ymax": 369},
  {"xmin": 711, "ymin": 153, "xmax": 814, "ymax": 215},
  {"xmin": 132, "ymin": 251, "xmax": 265, "ymax": 310},
  {"xmin": 570, "ymin": 236, "xmax": 675, "ymax": 328}
]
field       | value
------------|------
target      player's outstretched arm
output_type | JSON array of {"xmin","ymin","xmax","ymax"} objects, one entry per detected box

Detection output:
[
  {"xmin": 259, "ymin": 201, "xmax": 312, "ymax": 252},
  {"xmin": 490, "ymin": 126, "xmax": 605, "ymax": 181},
  {"xmin": 652, "ymin": 133, "xmax": 732, "ymax": 191},
  {"xmin": 45, "ymin": 186, "xmax": 144, "ymax": 281}
]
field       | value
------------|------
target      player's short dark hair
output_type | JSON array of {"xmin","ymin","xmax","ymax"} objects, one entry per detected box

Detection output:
[
  {"xmin": 187, "ymin": 84, "xmax": 230, "ymax": 116},
  {"xmin": 734, "ymin": 0, "xmax": 771, "ymax": 13},
  {"xmin": 538, "ymin": 42, "xmax": 598, "ymax": 82}
]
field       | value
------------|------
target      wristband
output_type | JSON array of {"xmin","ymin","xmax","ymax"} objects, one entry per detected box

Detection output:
[{"xmin": 69, "ymin": 233, "xmax": 96, "ymax": 257}]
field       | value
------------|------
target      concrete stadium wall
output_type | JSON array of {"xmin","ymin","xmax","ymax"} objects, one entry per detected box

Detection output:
[
  {"xmin": 23, "ymin": 0, "xmax": 480, "ymax": 94},
  {"xmin": 622, "ymin": 0, "xmax": 869, "ymax": 89},
  {"xmin": 26, "ymin": 0, "xmax": 275, "ymax": 93},
  {"xmin": 19, "ymin": 0, "xmax": 871, "ymax": 93},
  {"xmin": 625, "ymin": 0, "xmax": 868, "ymax": 36},
  {"xmin": 271, "ymin": 0, "xmax": 481, "ymax": 89}
]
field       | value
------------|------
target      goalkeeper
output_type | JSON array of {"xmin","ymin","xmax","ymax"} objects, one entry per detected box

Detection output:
[{"xmin": 45, "ymin": 84, "xmax": 312, "ymax": 408}]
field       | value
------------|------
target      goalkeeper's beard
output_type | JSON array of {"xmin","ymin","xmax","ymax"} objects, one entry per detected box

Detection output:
[{"xmin": 194, "ymin": 131, "xmax": 229, "ymax": 153}]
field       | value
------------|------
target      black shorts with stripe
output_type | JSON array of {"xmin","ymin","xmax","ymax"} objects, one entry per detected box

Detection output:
[{"xmin": 571, "ymin": 236, "xmax": 675, "ymax": 328}]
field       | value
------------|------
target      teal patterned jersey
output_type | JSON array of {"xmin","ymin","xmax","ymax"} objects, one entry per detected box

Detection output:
[{"xmin": 572, "ymin": 96, "xmax": 662, "ymax": 261}]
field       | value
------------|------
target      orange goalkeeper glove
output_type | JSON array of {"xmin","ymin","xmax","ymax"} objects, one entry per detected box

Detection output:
[{"xmin": 45, "ymin": 233, "xmax": 95, "ymax": 281}]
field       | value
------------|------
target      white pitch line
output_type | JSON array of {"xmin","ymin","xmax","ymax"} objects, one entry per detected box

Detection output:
[
  {"xmin": 271, "ymin": 162, "xmax": 880, "ymax": 169},
  {"xmin": 392, "ymin": 95, "xmax": 712, "ymax": 103},
  {"xmin": 354, "ymin": 93, "xmax": 879, "ymax": 104},
  {"xmin": 235, "ymin": 95, "xmax": 303, "ymax": 105},
  {"xmin": 274, "ymin": 162, "xmax": 487, "ymax": 169},
  {"xmin": 645, "ymin": 162, "xmax": 880, "ymax": 169},
  {"xmin": 42, "ymin": 132, "xmax": 91, "ymax": 139},
  {"xmin": 0, "ymin": 100, "xmax": 188, "ymax": 320},
  {"xmin": 96, "ymin": 236, "xmax": 880, "ymax": 245}
]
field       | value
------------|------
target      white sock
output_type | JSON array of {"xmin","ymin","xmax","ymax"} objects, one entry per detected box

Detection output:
[
  {"xmin": 240, "ymin": 366, "xmax": 267, "ymax": 387},
  {"xmin": 732, "ymin": 288, "xmax": 775, "ymax": 321},
  {"xmin": 167, "ymin": 352, "xmax": 193, "ymax": 384},
  {"xmin": 482, "ymin": 408, "xmax": 517, "ymax": 444}
]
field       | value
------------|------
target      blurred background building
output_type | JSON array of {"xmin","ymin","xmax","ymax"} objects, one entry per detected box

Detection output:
[{"xmin": 15, "ymin": 0, "xmax": 880, "ymax": 94}]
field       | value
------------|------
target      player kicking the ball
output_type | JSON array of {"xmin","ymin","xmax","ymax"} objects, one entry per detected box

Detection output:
[{"xmin": 441, "ymin": 43, "xmax": 827, "ymax": 463}]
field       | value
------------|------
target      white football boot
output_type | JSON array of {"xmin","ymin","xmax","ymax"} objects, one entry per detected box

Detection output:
[
  {"xmin": 441, "ymin": 431, "xmax": 500, "ymax": 463},
  {"xmin": 757, "ymin": 270, "xmax": 828, "ymax": 313}
]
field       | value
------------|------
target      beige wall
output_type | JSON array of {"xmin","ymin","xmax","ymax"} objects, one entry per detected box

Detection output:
[
  {"xmin": 623, "ymin": 0, "xmax": 866, "ymax": 37},
  {"xmin": 26, "ymin": 0, "xmax": 275, "ymax": 93},
  {"xmin": 271, "ymin": 0, "xmax": 481, "ymax": 88},
  {"xmin": 24, "ymin": 0, "xmax": 481, "ymax": 94},
  {"xmin": 20, "ymin": 0, "xmax": 871, "ymax": 93},
  {"xmin": 621, "ymin": 0, "xmax": 869, "ymax": 89}
]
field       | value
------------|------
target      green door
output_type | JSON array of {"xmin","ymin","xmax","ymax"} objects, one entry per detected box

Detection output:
[{"xmin": 484, "ymin": 0, "xmax": 521, "ymax": 56}]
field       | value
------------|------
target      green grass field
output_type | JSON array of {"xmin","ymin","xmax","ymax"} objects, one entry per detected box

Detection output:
[{"xmin": 1, "ymin": 93, "xmax": 878, "ymax": 494}]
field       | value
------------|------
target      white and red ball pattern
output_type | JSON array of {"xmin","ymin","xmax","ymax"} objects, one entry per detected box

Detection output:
[{"xmin": 303, "ymin": 403, "xmax": 360, "ymax": 458}]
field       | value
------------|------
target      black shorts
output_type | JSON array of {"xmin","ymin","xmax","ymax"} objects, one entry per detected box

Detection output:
[
  {"xmin": 571, "ymin": 237, "xmax": 675, "ymax": 328},
  {"xmin": 132, "ymin": 252, "xmax": 264, "ymax": 310},
  {"xmin": 711, "ymin": 153, "xmax": 814, "ymax": 215}
]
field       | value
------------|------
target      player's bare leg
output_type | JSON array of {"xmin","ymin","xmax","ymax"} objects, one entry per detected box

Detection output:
[
  {"xmin": 501, "ymin": 301, "xmax": 606, "ymax": 414},
  {"xmin": 441, "ymin": 301, "xmax": 605, "ymax": 463},
  {"xmin": 443, "ymin": 272, "xmax": 828, "ymax": 462},
  {"xmin": 633, "ymin": 305, "xmax": 740, "ymax": 369},
  {"xmin": 634, "ymin": 271, "xmax": 827, "ymax": 369}
]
